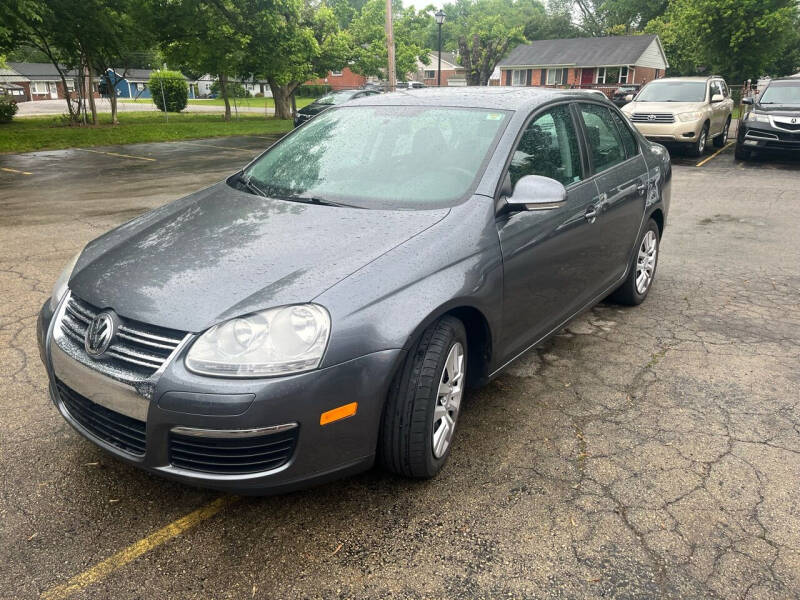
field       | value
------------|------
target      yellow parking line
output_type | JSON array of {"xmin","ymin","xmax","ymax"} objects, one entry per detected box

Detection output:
[
  {"xmin": 40, "ymin": 495, "xmax": 239, "ymax": 600},
  {"xmin": 179, "ymin": 141, "xmax": 260, "ymax": 154},
  {"xmin": 79, "ymin": 148, "xmax": 156, "ymax": 162},
  {"xmin": 696, "ymin": 141, "xmax": 734, "ymax": 167},
  {"xmin": 1, "ymin": 167, "xmax": 33, "ymax": 175}
]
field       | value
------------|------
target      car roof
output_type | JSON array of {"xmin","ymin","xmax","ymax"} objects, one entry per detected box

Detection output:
[
  {"xmin": 347, "ymin": 86, "xmax": 599, "ymax": 112},
  {"xmin": 647, "ymin": 76, "xmax": 716, "ymax": 82},
  {"xmin": 768, "ymin": 78, "xmax": 800, "ymax": 84}
]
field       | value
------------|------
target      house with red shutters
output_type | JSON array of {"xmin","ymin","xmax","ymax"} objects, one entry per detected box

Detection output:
[{"xmin": 497, "ymin": 34, "xmax": 668, "ymax": 93}]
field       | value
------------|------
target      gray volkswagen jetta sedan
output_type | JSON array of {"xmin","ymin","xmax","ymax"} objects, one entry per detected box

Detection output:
[{"xmin": 38, "ymin": 88, "xmax": 671, "ymax": 494}]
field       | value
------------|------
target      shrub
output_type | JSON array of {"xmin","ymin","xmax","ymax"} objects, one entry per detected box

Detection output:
[
  {"xmin": 0, "ymin": 97, "xmax": 18, "ymax": 123},
  {"xmin": 296, "ymin": 84, "xmax": 331, "ymax": 98},
  {"xmin": 148, "ymin": 70, "xmax": 188, "ymax": 112},
  {"xmin": 209, "ymin": 80, "xmax": 249, "ymax": 98},
  {"xmin": 254, "ymin": 92, "xmax": 263, "ymax": 98}
]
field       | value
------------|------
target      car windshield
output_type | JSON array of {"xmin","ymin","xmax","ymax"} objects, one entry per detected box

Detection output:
[
  {"xmin": 243, "ymin": 105, "xmax": 509, "ymax": 209},
  {"xmin": 636, "ymin": 81, "xmax": 707, "ymax": 102},
  {"xmin": 315, "ymin": 91, "xmax": 358, "ymax": 106},
  {"xmin": 759, "ymin": 83, "xmax": 800, "ymax": 105}
]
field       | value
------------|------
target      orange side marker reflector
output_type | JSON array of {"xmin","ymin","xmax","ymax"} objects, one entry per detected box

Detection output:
[{"xmin": 320, "ymin": 402, "xmax": 358, "ymax": 426}]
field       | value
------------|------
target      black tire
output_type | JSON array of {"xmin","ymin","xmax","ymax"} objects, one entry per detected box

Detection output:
[
  {"xmin": 687, "ymin": 122, "xmax": 709, "ymax": 157},
  {"xmin": 608, "ymin": 218, "xmax": 660, "ymax": 306},
  {"xmin": 713, "ymin": 116, "xmax": 731, "ymax": 148},
  {"xmin": 379, "ymin": 316, "xmax": 467, "ymax": 478},
  {"xmin": 734, "ymin": 143, "xmax": 751, "ymax": 161}
]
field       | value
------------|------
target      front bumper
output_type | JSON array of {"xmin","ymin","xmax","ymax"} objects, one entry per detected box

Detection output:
[
  {"xmin": 629, "ymin": 119, "xmax": 704, "ymax": 144},
  {"xmin": 38, "ymin": 301, "xmax": 402, "ymax": 494},
  {"xmin": 737, "ymin": 122, "xmax": 800, "ymax": 153}
]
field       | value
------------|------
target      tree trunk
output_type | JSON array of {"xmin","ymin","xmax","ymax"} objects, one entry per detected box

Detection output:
[
  {"xmin": 268, "ymin": 80, "xmax": 295, "ymax": 120},
  {"xmin": 86, "ymin": 63, "xmax": 97, "ymax": 125},
  {"xmin": 104, "ymin": 73, "xmax": 119, "ymax": 125},
  {"xmin": 218, "ymin": 73, "xmax": 231, "ymax": 122}
]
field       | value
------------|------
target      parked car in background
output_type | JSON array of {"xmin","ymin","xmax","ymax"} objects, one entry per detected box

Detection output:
[
  {"xmin": 612, "ymin": 85, "xmax": 640, "ymax": 107},
  {"xmin": 621, "ymin": 76, "xmax": 734, "ymax": 156},
  {"xmin": 736, "ymin": 77, "xmax": 800, "ymax": 161},
  {"xmin": 293, "ymin": 89, "xmax": 380, "ymax": 127},
  {"xmin": 39, "ymin": 88, "xmax": 670, "ymax": 494}
]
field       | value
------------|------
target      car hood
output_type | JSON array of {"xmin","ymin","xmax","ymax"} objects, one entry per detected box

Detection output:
[
  {"xmin": 69, "ymin": 181, "xmax": 449, "ymax": 333},
  {"xmin": 624, "ymin": 101, "xmax": 706, "ymax": 114},
  {"xmin": 753, "ymin": 104, "xmax": 800, "ymax": 116}
]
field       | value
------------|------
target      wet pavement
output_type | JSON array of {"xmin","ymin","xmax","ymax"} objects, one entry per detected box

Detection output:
[{"xmin": 1, "ymin": 137, "xmax": 800, "ymax": 599}]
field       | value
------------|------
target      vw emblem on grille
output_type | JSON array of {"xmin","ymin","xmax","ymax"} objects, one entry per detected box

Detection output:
[
  {"xmin": 648, "ymin": 114, "xmax": 656, "ymax": 121},
  {"xmin": 85, "ymin": 311, "xmax": 117, "ymax": 356}
]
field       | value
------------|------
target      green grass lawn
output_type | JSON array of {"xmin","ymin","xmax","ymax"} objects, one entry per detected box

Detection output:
[
  {"xmin": 0, "ymin": 111, "xmax": 293, "ymax": 154},
  {"xmin": 120, "ymin": 97, "xmax": 314, "ymax": 109}
]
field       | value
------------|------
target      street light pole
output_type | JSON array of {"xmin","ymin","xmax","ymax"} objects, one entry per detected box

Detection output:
[
  {"xmin": 434, "ymin": 10, "xmax": 446, "ymax": 87},
  {"xmin": 386, "ymin": 0, "xmax": 396, "ymax": 91}
]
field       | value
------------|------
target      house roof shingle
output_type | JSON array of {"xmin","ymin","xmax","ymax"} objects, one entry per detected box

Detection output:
[
  {"xmin": 497, "ymin": 34, "xmax": 659, "ymax": 69},
  {"xmin": 8, "ymin": 62, "xmax": 80, "ymax": 80}
]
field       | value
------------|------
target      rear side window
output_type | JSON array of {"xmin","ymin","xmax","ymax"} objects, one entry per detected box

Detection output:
[
  {"xmin": 578, "ymin": 103, "xmax": 627, "ymax": 172},
  {"xmin": 610, "ymin": 110, "xmax": 638, "ymax": 159},
  {"xmin": 508, "ymin": 104, "xmax": 583, "ymax": 188}
]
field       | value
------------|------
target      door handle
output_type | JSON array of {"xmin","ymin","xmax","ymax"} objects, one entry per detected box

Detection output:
[
  {"xmin": 637, "ymin": 182, "xmax": 647, "ymax": 195},
  {"xmin": 584, "ymin": 206, "xmax": 598, "ymax": 222}
]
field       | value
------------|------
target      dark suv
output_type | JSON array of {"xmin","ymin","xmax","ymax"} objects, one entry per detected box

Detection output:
[{"xmin": 736, "ymin": 78, "xmax": 800, "ymax": 160}]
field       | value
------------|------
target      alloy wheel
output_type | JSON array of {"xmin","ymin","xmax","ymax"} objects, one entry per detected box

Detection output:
[
  {"xmin": 432, "ymin": 342, "xmax": 465, "ymax": 458},
  {"xmin": 635, "ymin": 230, "xmax": 658, "ymax": 295},
  {"xmin": 697, "ymin": 129, "xmax": 707, "ymax": 154}
]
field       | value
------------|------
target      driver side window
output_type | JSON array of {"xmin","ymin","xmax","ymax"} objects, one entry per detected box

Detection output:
[{"xmin": 508, "ymin": 104, "xmax": 583, "ymax": 188}]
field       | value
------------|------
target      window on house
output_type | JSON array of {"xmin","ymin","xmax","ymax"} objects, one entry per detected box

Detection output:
[
  {"xmin": 424, "ymin": 70, "xmax": 436, "ymax": 79},
  {"xmin": 546, "ymin": 68, "xmax": 567, "ymax": 86},
  {"xmin": 31, "ymin": 81, "xmax": 49, "ymax": 94},
  {"xmin": 66, "ymin": 80, "xmax": 75, "ymax": 91},
  {"xmin": 331, "ymin": 70, "xmax": 343, "ymax": 76},
  {"xmin": 512, "ymin": 69, "xmax": 528, "ymax": 87},
  {"xmin": 619, "ymin": 66, "xmax": 629, "ymax": 84},
  {"xmin": 595, "ymin": 68, "xmax": 606, "ymax": 84}
]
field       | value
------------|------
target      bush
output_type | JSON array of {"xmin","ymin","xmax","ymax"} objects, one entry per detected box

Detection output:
[
  {"xmin": 296, "ymin": 84, "xmax": 331, "ymax": 98},
  {"xmin": 0, "ymin": 97, "xmax": 18, "ymax": 123},
  {"xmin": 148, "ymin": 70, "xmax": 188, "ymax": 113}
]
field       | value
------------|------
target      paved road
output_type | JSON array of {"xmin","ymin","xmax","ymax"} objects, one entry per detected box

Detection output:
[
  {"xmin": 15, "ymin": 98, "xmax": 274, "ymax": 117},
  {"xmin": 1, "ymin": 139, "xmax": 799, "ymax": 599}
]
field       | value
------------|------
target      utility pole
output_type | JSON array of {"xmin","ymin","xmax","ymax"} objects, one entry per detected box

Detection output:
[{"xmin": 385, "ymin": 0, "xmax": 396, "ymax": 91}]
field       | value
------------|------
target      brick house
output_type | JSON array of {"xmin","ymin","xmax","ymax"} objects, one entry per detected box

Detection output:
[
  {"xmin": 306, "ymin": 67, "xmax": 366, "ymax": 90},
  {"xmin": 6, "ymin": 62, "xmax": 83, "ymax": 101},
  {"xmin": 497, "ymin": 34, "xmax": 668, "ymax": 95},
  {"xmin": 411, "ymin": 52, "xmax": 466, "ymax": 86}
]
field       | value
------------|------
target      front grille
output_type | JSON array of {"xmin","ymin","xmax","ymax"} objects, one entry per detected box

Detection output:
[
  {"xmin": 60, "ymin": 295, "xmax": 186, "ymax": 378},
  {"xmin": 631, "ymin": 112, "xmax": 675, "ymax": 123},
  {"xmin": 772, "ymin": 118, "xmax": 800, "ymax": 132},
  {"xmin": 57, "ymin": 379, "xmax": 146, "ymax": 455},
  {"xmin": 169, "ymin": 428, "xmax": 298, "ymax": 474}
]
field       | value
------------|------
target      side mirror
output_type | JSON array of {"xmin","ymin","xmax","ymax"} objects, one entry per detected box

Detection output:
[
  {"xmin": 625, "ymin": 94, "xmax": 634, "ymax": 102},
  {"xmin": 742, "ymin": 97, "xmax": 754, "ymax": 105},
  {"xmin": 711, "ymin": 93, "xmax": 724, "ymax": 103},
  {"xmin": 506, "ymin": 175, "xmax": 567, "ymax": 211}
]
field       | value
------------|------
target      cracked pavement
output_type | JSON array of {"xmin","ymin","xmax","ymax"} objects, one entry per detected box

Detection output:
[{"xmin": 1, "ymin": 140, "xmax": 799, "ymax": 599}]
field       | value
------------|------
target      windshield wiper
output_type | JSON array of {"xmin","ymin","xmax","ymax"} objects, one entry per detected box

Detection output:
[
  {"xmin": 281, "ymin": 195, "xmax": 351, "ymax": 207},
  {"xmin": 237, "ymin": 172, "xmax": 267, "ymax": 198}
]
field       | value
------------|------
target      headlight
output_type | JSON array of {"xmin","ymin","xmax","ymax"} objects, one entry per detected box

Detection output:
[
  {"xmin": 746, "ymin": 112, "xmax": 769, "ymax": 123},
  {"xmin": 676, "ymin": 111, "xmax": 703, "ymax": 122},
  {"xmin": 185, "ymin": 304, "xmax": 331, "ymax": 377},
  {"xmin": 48, "ymin": 251, "xmax": 81, "ymax": 312}
]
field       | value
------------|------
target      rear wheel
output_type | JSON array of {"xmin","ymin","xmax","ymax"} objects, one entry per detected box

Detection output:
[
  {"xmin": 688, "ymin": 123, "xmax": 709, "ymax": 157},
  {"xmin": 713, "ymin": 116, "xmax": 731, "ymax": 148},
  {"xmin": 608, "ymin": 219, "xmax": 660, "ymax": 306},
  {"xmin": 380, "ymin": 316, "xmax": 467, "ymax": 478}
]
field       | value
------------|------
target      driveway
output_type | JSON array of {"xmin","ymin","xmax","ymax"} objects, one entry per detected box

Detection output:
[
  {"xmin": 1, "ymin": 139, "xmax": 799, "ymax": 599},
  {"xmin": 14, "ymin": 98, "xmax": 274, "ymax": 117}
]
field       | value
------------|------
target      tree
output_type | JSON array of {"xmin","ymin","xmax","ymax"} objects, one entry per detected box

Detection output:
[
  {"xmin": 551, "ymin": 0, "xmax": 667, "ymax": 35},
  {"xmin": 646, "ymin": 0, "xmax": 799, "ymax": 81},
  {"xmin": 442, "ymin": 0, "xmax": 527, "ymax": 86},
  {"xmin": 150, "ymin": 0, "xmax": 253, "ymax": 121},
  {"xmin": 349, "ymin": 0, "xmax": 431, "ymax": 81}
]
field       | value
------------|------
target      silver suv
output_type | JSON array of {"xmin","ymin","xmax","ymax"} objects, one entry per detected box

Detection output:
[{"xmin": 621, "ymin": 76, "xmax": 734, "ymax": 156}]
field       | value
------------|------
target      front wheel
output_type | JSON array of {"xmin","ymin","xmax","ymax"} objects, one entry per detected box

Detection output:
[
  {"xmin": 379, "ymin": 316, "xmax": 467, "ymax": 478},
  {"xmin": 734, "ymin": 143, "xmax": 751, "ymax": 161},
  {"xmin": 688, "ymin": 123, "xmax": 709, "ymax": 157},
  {"xmin": 713, "ymin": 116, "xmax": 731, "ymax": 148},
  {"xmin": 608, "ymin": 219, "xmax": 660, "ymax": 306}
]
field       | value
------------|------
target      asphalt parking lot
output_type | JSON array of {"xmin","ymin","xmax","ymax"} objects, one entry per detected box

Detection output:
[{"xmin": 1, "ymin": 137, "xmax": 799, "ymax": 599}]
